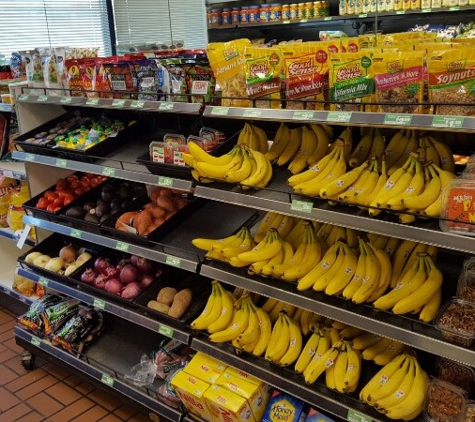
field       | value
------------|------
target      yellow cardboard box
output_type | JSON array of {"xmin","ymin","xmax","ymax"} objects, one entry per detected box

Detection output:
[
  {"xmin": 224, "ymin": 367, "xmax": 272, "ymax": 405},
  {"xmin": 171, "ymin": 371, "xmax": 213, "ymax": 422},
  {"xmin": 184, "ymin": 352, "xmax": 227, "ymax": 384},
  {"xmin": 204, "ymin": 384, "xmax": 256, "ymax": 422},
  {"xmin": 215, "ymin": 372, "xmax": 267, "ymax": 421}
]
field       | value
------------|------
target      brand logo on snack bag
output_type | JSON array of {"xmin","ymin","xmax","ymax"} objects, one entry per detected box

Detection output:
[
  {"xmin": 288, "ymin": 57, "xmax": 317, "ymax": 76},
  {"xmin": 223, "ymin": 46, "xmax": 239, "ymax": 61},
  {"xmin": 250, "ymin": 60, "xmax": 270, "ymax": 78},
  {"xmin": 270, "ymin": 399, "xmax": 295, "ymax": 421},
  {"xmin": 388, "ymin": 60, "xmax": 403, "ymax": 73},
  {"xmin": 68, "ymin": 65, "xmax": 80, "ymax": 77},
  {"xmin": 447, "ymin": 59, "xmax": 466, "ymax": 72},
  {"xmin": 336, "ymin": 63, "xmax": 362, "ymax": 81}
]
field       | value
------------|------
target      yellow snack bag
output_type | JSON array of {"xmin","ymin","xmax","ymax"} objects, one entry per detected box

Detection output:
[
  {"xmin": 428, "ymin": 48, "xmax": 475, "ymax": 116},
  {"xmin": 207, "ymin": 39, "xmax": 252, "ymax": 107},
  {"xmin": 329, "ymin": 51, "xmax": 375, "ymax": 111},
  {"xmin": 244, "ymin": 46, "xmax": 282, "ymax": 109},
  {"xmin": 341, "ymin": 37, "xmax": 360, "ymax": 53},
  {"xmin": 373, "ymin": 51, "xmax": 424, "ymax": 113},
  {"xmin": 0, "ymin": 177, "xmax": 16, "ymax": 228}
]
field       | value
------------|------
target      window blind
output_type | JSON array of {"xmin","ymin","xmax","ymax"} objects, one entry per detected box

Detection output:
[
  {"xmin": 0, "ymin": 0, "xmax": 112, "ymax": 57},
  {"xmin": 113, "ymin": 0, "xmax": 208, "ymax": 50}
]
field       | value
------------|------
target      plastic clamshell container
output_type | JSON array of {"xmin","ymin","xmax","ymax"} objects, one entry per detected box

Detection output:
[
  {"xmin": 456, "ymin": 272, "xmax": 475, "ymax": 304},
  {"xmin": 424, "ymin": 378, "xmax": 467, "ymax": 422},
  {"xmin": 435, "ymin": 298, "xmax": 475, "ymax": 347},
  {"xmin": 462, "ymin": 257, "xmax": 475, "ymax": 272},
  {"xmin": 440, "ymin": 179, "xmax": 475, "ymax": 236},
  {"xmin": 436, "ymin": 357, "xmax": 475, "ymax": 396},
  {"xmin": 464, "ymin": 401, "xmax": 475, "ymax": 422}
]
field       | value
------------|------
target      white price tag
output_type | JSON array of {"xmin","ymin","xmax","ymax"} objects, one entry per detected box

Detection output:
[{"xmin": 16, "ymin": 225, "xmax": 31, "ymax": 249}]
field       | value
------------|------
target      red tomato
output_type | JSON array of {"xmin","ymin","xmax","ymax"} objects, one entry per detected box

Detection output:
[
  {"xmin": 47, "ymin": 204, "xmax": 57, "ymax": 212},
  {"xmin": 66, "ymin": 175, "xmax": 79, "ymax": 183},
  {"xmin": 84, "ymin": 173, "xmax": 95, "ymax": 179},
  {"xmin": 53, "ymin": 206, "xmax": 61, "ymax": 212},
  {"xmin": 53, "ymin": 197, "xmax": 64, "ymax": 206},
  {"xmin": 89, "ymin": 177, "xmax": 100, "ymax": 188},
  {"xmin": 83, "ymin": 187, "xmax": 91, "ymax": 193},
  {"xmin": 57, "ymin": 190, "xmax": 73, "ymax": 198},
  {"xmin": 80, "ymin": 180, "xmax": 90, "ymax": 189},
  {"xmin": 63, "ymin": 196, "xmax": 75, "ymax": 206},
  {"xmin": 74, "ymin": 188, "xmax": 86, "ymax": 196},
  {"xmin": 80, "ymin": 176, "xmax": 90, "ymax": 187},
  {"xmin": 56, "ymin": 179, "xmax": 68, "ymax": 188},
  {"xmin": 45, "ymin": 191, "xmax": 59, "ymax": 201},
  {"xmin": 36, "ymin": 198, "xmax": 49, "ymax": 209},
  {"xmin": 69, "ymin": 181, "xmax": 81, "ymax": 190}
]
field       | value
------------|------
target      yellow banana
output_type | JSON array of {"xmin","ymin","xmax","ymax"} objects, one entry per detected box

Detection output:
[
  {"xmin": 343, "ymin": 342, "xmax": 362, "ymax": 393},
  {"xmin": 190, "ymin": 282, "xmax": 221, "ymax": 330},
  {"xmin": 419, "ymin": 288, "xmax": 442, "ymax": 323},
  {"xmin": 207, "ymin": 282, "xmax": 235, "ymax": 333},
  {"xmin": 297, "ymin": 243, "xmax": 340, "ymax": 291},
  {"xmin": 402, "ymin": 164, "xmax": 441, "ymax": 211},
  {"xmin": 386, "ymin": 158, "xmax": 425, "ymax": 211},
  {"xmin": 352, "ymin": 241, "xmax": 381, "ymax": 304},
  {"xmin": 342, "ymin": 240, "xmax": 366, "ymax": 300},
  {"xmin": 265, "ymin": 123, "xmax": 290, "ymax": 161},
  {"xmin": 348, "ymin": 128, "xmax": 374, "ymax": 168},
  {"xmin": 279, "ymin": 314, "xmax": 303, "ymax": 367},
  {"xmin": 325, "ymin": 243, "xmax": 358, "ymax": 296},
  {"xmin": 288, "ymin": 147, "xmax": 338, "ymax": 187},
  {"xmin": 277, "ymin": 127, "xmax": 302, "ymax": 166},
  {"xmin": 362, "ymin": 337, "xmax": 394, "ymax": 361},
  {"xmin": 288, "ymin": 126, "xmax": 318, "ymax": 174},
  {"xmin": 307, "ymin": 124, "xmax": 330, "ymax": 165},
  {"xmin": 320, "ymin": 161, "xmax": 369, "ymax": 199},
  {"xmin": 194, "ymin": 148, "xmax": 243, "ymax": 180},
  {"xmin": 372, "ymin": 340, "xmax": 406, "ymax": 366},
  {"xmin": 333, "ymin": 342, "xmax": 349, "ymax": 393},
  {"xmin": 251, "ymin": 124, "xmax": 269, "ymax": 154},
  {"xmin": 366, "ymin": 244, "xmax": 392, "ymax": 302},
  {"xmin": 384, "ymin": 129, "xmax": 407, "ymax": 169},
  {"xmin": 351, "ymin": 332, "xmax": 381, "ymax": 350},
  {"xmin": 208, "ymin": 306, "xmax": 249, "ymax": 343},
  {"xmin": 188, "ymin": 142, "xmax": 238, "ymax": 166},
  {"xmin": 225, "ymin": 148, "xmax": 254, "ymax": 183},
  {"xmin": 254, "ymin": 212, "xmax": 279, "ymax": 243},
  {"xmin": 236, "ymin": 298, "xmax": 260, "ymax": 345},
  {"xmin": 265, "ymin": 313, "xmax": 290, "ymax": 363},
  {"xmin": 295, "ymin": 331, "xmax": 321, "ymax": 373},
  {"xmin": 304, "ymin": 341, "xmax": 343, "ymax": 385},
  {"xmin": 389, "ymin": 239, "xmax": 418, "ymax": 288},
  {"xmin": 252, "ymin": 306, "xmax": 272, "ymax": 357},
  {"xmin": 236, "ymin": 229, "xmax": 282, "ymax": 263},
  {"xmin": 429, "ymin": 137, "xmax": 455, "ymax": 173}
]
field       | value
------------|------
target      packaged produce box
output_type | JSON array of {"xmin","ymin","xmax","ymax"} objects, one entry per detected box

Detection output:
[
  {"xmin": 224, "ymin": 366, "xmax": 272, "ymax": 401},
  {"xmin": 305, "ymin": 407, "xmax": 336, "ymax": 422},
  {"xmin": 204, "ymin": 384, "xmax": 256, "ymax": 422},
  {"xmin": 184, "ymin": 351, "xmax": 227, "ymax": 384},
  {"xmin": 262, "ymin": 390, "xmax": 308, "ymax": 422}
]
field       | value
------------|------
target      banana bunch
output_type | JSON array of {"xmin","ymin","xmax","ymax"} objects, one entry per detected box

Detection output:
[
  {"xmin": 192, "ymin": 226, "xmax": 255, "ymax": 263},
  {"xmin": 254, "ymin": 212, "xmax": 299, "ymax": 244},
  {"xmin": 373, "ymin": 252, "xmax": 443, "ymax": 322},
  {"xmin": 236, "ymin": 123, "xmax": 269, "ymax": 154},
  {"xmin": 348, "ymin": 128, "xmax": 386, "ymax": 168},
  {"xmin": 316, "ymin": 223, "xmax": 359, "ymax": 249},
  {"xmin": 265, "ymin": 123, "xmax": 331, "ymax": 170},
  {"xmin": 185, "ymin": 143, "xmax": 273, "ymax": 189},
  {"xmin": 360, "ymin": 353, "xmax": 428, "ymax": 420},
  {"xmin": 351, "ymin": 333, "xmax": 406, "ymax": 366}
]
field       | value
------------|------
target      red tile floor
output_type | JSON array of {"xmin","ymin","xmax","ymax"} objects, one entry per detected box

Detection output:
[{"xmin": 0, "ymin": 305, "xmax": 152, "ymax": 422}]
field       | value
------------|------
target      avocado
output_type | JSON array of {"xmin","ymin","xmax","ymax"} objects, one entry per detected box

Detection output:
[
  {"xmin": 65, "ymin": 207, "xmax": 87, "ymax": 219},
  {"xmin": 84, "ymin": 211, "xmax": 100, "ymax": 223}
]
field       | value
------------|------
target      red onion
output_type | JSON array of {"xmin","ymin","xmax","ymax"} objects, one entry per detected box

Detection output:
[
  {"xmin": 140, "ymin": 274, "xmax": 155, "ymax": 288},
  {"xmin": 102, "ymin": 266, "xmax": 120, "ymax": 279},
  {"xmin": 94, "ymin": 274, "xmax": 107, "ymax": 290},
  {"xmin": 81, "ymin": 268, "xmax": 98, "ymax": 284},
  {"xmin": 105, "ymin": 278, "xmax": 122, "ymax": 295},
  {"xmin": 94, "ymin": 257, "xmax": 111, "ymax": 272},
  {"xmin": 117, "ymin": 258, "xmax": 131, "ymax": 271},
  {"xmin": 120, "ymin": 264, "xmax": 140, "ymax": 285},
  {"xmin": 121, "ymin": 282, "xmax": 142, "ymax": 299},
  {"xmin": 135, "ymin": 257, "xmax": 152, "ymax": 274}
]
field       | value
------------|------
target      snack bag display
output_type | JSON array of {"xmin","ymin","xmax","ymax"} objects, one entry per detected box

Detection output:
[
  {"xmin": 373, "ymin": 51, "xmax": 424, "ymax": 113},
  {"xmin": 0, "ymin": 176, "xmax": 16, "ymax": 228},
  {"xmin": 102, "ymin": 61, "xmax": 136, "ymax": 99},
  {"xmin": 65, "ymin": 59, "xmax": 85, "ymax": 96},
  {"xmin": 20, "ymin": 50, "xmax": 43, "ymax": 82},
  {"xmin": 329, "ymin": 51, "xmax": 375, "ymax": 111},
  {"xmin": 186, "ymin": 63, "xmax": 216, "ymax": 104},
  {"xmin": 428, "ymin": 48, "xmax": 475, "ymax": 116},
  {"xmin": 207, "ymin": 39, "xmax": 252, "ymax": 107}
]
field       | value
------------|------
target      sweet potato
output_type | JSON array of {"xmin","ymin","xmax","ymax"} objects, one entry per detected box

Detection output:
[
  {"xmin": 149, "ymin": 204, "xmax": 166, "ymax": 219},
  {"xmin": 133, "ymin": 209, "xmax": 154, "ymax": 235},
  {"xmin": 149, "ymin": 188, "xmax": 161, "ymax": 203},
  {"xmin": 156, "ymin": 195, "xmax": 176, "ymax": 212},
  {"xmin": 159, "ymin": 188, "xmax": 172, "ymax": 196},
  {"xmin": 147, "ymin": 300, "xmax": 170, "ymax": 314},
  {"xmin": 116, "ymin": 211, "xmax": 137, "ymax": 229},
  {"xmin": 157, "ymin": 287, "xmax": 178, "ymax": 306},
  {"xmin": 168, "ymin": 288, "xmax": 192, "ymax": 319}
]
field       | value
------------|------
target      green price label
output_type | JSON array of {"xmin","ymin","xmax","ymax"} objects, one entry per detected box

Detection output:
[
  {"xmin": 102, "ymin": 167, "xmax": 116, "ymax": 177},
  {"xmin": 86, "ymin": 98, "xmax": 100, "ymax": 105},
  {"xmin": 327, "ymin": 111, "xmax": 352, "ymax": 123},
  {"xmin": 347, "ymin": 409, "xmax": 372, "ymax": 422},
  {"xmin": 282, "ymin": 20, "xmax": 291, "ymax": 24},
  {"xmin": 56, "ymin": 158, "xmax": 67, "ymax": 168},
  {"xmin": 396, "ymin": 10, "xmax": 406, "ymax": 13},
  {"xmin": 131, "ymin": 100, "xmax": 145, "ymax": 108},
  {"xmin": 101, "ymin": 374, "xmax": 114, "ymax": 387},
  {"xmin": 158, "ymin": 325, "xmax": 174, "ymax": 338},
  {"xmin": 293, "ymin": 110, "xmax": 315, "ymax": 120},
  {"xmin": 300, "ymin": 18, "xmax": 308, "ymax": 23},
  {"xmin": 38, "ymin": 277, "xmax": 48, "ymax": 287},
  {"xmin": 432, "ymin": 115, "xmax": 464, "ymax": 128},
  {"xmin": 24, "ymin": 153, "xmax": 35, "ymax": 162},
  {"xmin": 291, "ymin": 199, "xmax": 313, "ymax": 213},
  {"xmin": 112, "ymin": 99, "xmax": 126, "ymax": 107},
  {"xmin": 324, "ymin": 16, "xmax": 333, "ymax": 20},
  {"xmin": 37, "ymin": 95, "xmax": 48, "ymax": 102},
  {"xmin": 93, "ymin": 298, "xmax": 106, "ymax": 310},
  {"xmin": 18, "ymin": 94, "xmax": 29, "ymax": 101},
  {"xmin": 31, "ymin": 336, "xmax": 41, "ymax": 347},
  {"xmin": 422, "ymin": 8, "xmax": 431, "ymax": 12},
  {"xmin": 449, "ymin": 6, "xmax": 460, "ymax": 10},
  {"xmin": 211, "ymin": 106, "xmax": 229, "ymax": 116},
  {"xmin": 70, "ymin": 229, "xmax": 82, "ymax": 239},
  {"xmin": 159, "ymin": 102, "xmax": 174, "ymax": 111},
  {"xmin": 116, "ymin": 241, "xmax": 129, "ymax": 252},
  {"xmin": 158, "ymin": 176, "xmax": 173, "ymax": 188},
  {"xmin": 243, "ymin": 109, "xmax": 262, "ymax": 118},
  {"xmin": 384, "ymin": 113, "xmax": 413, "ymax": 126},
  {"xmin": 358, "ymin": 13, "xmax": 368, "ymax": 17},
  {"xmin": 166, "ymin": 256, "xmax": 181, "ymax": 268},
  {"xmin": 60, "ymin": 96, "xmax": 73, "ymax": 104}
]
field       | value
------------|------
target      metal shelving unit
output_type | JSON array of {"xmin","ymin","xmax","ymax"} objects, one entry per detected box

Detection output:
[
  {"xmin": 17, "ymin": 267, "xmax": 190, "ymax": 343},
  {"xmin": 0, "ymin": 103, "xmax": 14, "ymax": 113},
  {"xmin": 0, "ymin": 228, "xmax": 34, "ymax": 246}
]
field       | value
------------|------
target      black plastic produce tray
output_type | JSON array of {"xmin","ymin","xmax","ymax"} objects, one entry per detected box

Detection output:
[
  {"xmin": 17, "ymin": 233, "xmax": 101, "ymax": 282},
  {"xmin": 134, "ymin": 270, "xmax": 212, "ymax": 324},
  {"xmin": 68, "ymin": 250, "xmax": 164, "ymax": 307},
  {"xmin": 22, "ymin": 172, "xmax": 108, "ymax": 222},
  {"xmin": 58, "ymin": 180, "xmax": 147, "ymax": 235},
  {"xmin": 136, "ymin": 135, "xmax": 235, "ymax": 180},
  {"xmin": 100, "ymin": 196, "xmax": 206, "ymax": 246}
]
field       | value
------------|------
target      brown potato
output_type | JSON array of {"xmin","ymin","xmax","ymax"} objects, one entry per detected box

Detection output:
[
  {"xmin": 156, "ymin": 195, "xmax": 175, "ymax": 212},
  {"xmin": 157, "ymin": 287, "xmax": 178, "ymax": 306},
  {"xmin": 147, "ymin": 300, "xmax": 170, "ymax": 314},
  {"xmin": 168, "ymin": 288, "xmax": 192, "ymax": 319}
]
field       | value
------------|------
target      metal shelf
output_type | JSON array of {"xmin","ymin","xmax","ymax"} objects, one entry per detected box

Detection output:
[
  {"xmin": 0, "ymin": 228, "xmax": 34, "ymax": 246},
  {"xmin": 16, "ymin": 94, "xmax": 202, "ymax": 115},
  {"xmin": 0, "ymin": 103, "xmax": 14, "ymax": 113},
  {"xmin": 15, "ymin": 326, "xmax": 183, "ymax": 422},
  {"xmin": 17, "ymin": 267, "xmax": 190, "ymax": 344},
  {"xmin": 23, "ymin": 216, "xmax": 201, "ymax": 273},
  {"xmin": 12, "ymin": 150, "xmax": 194, "ymax": 193},
  {"xmin": 191, "ymin": 336, "xmax": 414, "ymax": 422},
  {"xmin": 200, "ymin": 260, "xmax": 475, "ymax": 367},
  {"xmin": 204, "ymin": 105, "xmax": 475, "ymax": 133},
  {"xmin": 194, "ymin": 167, "xmax": 475, "ymax": 255}
]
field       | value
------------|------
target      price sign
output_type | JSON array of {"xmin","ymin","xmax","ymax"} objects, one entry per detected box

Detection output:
[
  {"xmin": 93, "ymin": 298, "xmax": 106, "ymax": 310},
  {"xmin": 102, "ymin": 167, "xmax": 116, "ymax": 177},
  {"xmin": 243, "ymin": 109, "xmax": 262, "ymax": 118},
  {"xmin": 348, "ymin": 410, "xmax": 372, "ymax": 422},
  {"xmin": 422, "ymin": 8, "xmax": 431, "ymax": 12},
  {"xmin": 70, "ymin": 229, "xmax": 82, "ymax": 239},
  {"xmin": 55, "ymin": 158, "xmax": 67, "ymax": 168},
  {"xmin": 282, "ymin": 20, "xmax": 291, "ymax": 24},
  {"xmin": 38, "ymin": 277, "xmax": 49, "ymax": 287},
  {"xmin": 158, "ymin": 325, "xmax": 174, "ymax": 338},
  {"xmin": 358, "ymin": 13, "xmax": 368, "ymax": 17},
  {"xmin": 18, "ymin": 94, "xmax": 29, "ymax": 101},
  {"xmin": 211, "ymin": 106, "xmax": 229, "ymax": 116},
  {"xmin": 131, "ymin": 100, "xmax": 145, "ymax": 109},
  {"xmin": 101, "ymin": 374, "xmax": 114, "ymax": 387},
  {"xmin": 166, "ymin": 256, "xmax": 181, "ymax": 268},
  {"xmin": 86, "ymin": 98, "xmax": 100, "ymax": 105},
  {"xmin": 324, "ymin": 16, "xmax": 333, "ymax": 20},
  {"xmin": 432, "ymin": 116, "xmax": 464, "ymax": 129},
  {"xmin": 31, "ymin": 336, "xmax": 41, "ymax": 347},
  {"xmin": 291, "ymin": 200, "xmax": 313, "ymax": 213},
  {"xmin": 300, "ymin": 19, "xmax": 308, "ymax": 23},
  {"xmin": 293, "ymin": 110, "xmax": 315, "ymax": 120},
  {"xmin": 449, "ymin": 6, "xmax": 460, "ymax": 10},
  {"xmin": 384, "ymin": 114, "xmax": 413, "ymax": 126},
  {"xmin": 24, "ymin": 153, "xmax": 35, "ymax": 162},
  {"xmin": 159, "ymin": 102, "xmax": 174, "ymax": 111},
  {"xmin": 327, "ymin": 111, "xmax": 352, "ymax": 123},
  {"xmin": 37, "ymin": 95, "xmax": 48, "ymax": 102},
  {"xmin": 116, "ymin": 241, "xmax": 129, "ymax": 252},
  {"xmin": 60, "ymin": 96, "xmax": 73, "ymax": 104},
  {"xmin": 158, "ymin": 176, "xmax": 174, "ymax": 188},
  {"xmin": 396, "ymin": 10, "xmax": 406, "ymax": 13},
  {"xmin": 112, "ymin": 99, "xmax": 126, "ymax": 107}
]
